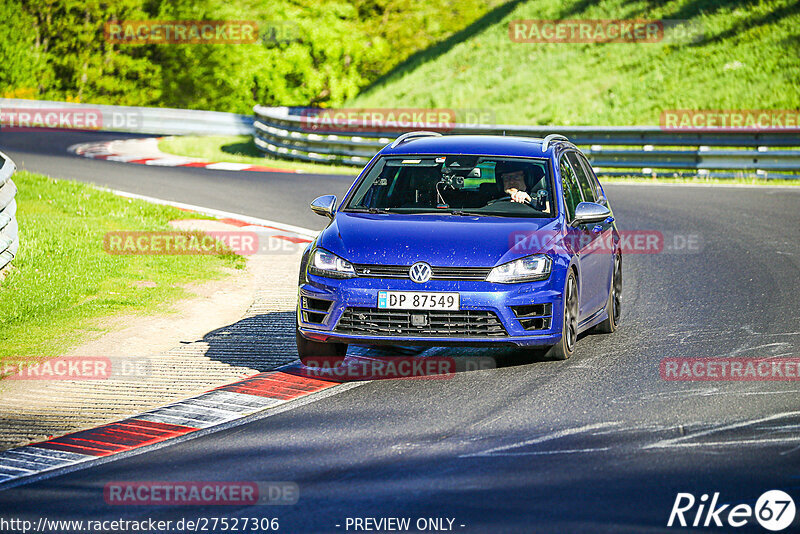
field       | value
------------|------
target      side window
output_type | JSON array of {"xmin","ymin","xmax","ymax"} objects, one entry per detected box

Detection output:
[
  {"xmin": 350, "ymin": 159, "xmax": 389, "ymax": 207},
  {"xmin": 577, "ymin": 152, "xmax": 603, "ymax": 201},
  {"xmin": 566, "ymin": 151, "xmax": 596, "ymax": 202},
  {"xmin": 559, "ymin": 156, "xmax": 583, "ymax": 222}
]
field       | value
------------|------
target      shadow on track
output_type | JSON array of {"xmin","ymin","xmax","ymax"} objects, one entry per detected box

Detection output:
[{"xmin": 199, "ymin": 310, "xmax": 580, "ymax": 381}]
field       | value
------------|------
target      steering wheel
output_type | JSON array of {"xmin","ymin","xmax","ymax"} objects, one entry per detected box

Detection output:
[{"xmin": 487, "ymin": 196, "xmax": 536, "ymax": 208}]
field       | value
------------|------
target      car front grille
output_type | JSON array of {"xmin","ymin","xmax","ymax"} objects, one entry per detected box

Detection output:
[
  {"xmin": 353, "ymin": 264, "xmax": 492, "ymax": 281},
  {"xmin": 334, "ymin": 307, "xmax": 508, "ymax": 338}
]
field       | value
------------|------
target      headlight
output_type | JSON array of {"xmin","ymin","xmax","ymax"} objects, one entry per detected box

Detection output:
[
  {"xmin": 486, "ymin": 254, "xmax": 551, "ymax": 283},
  {"xmin": 307, "ymin": 248, "xmax": 356, "ymax": 279}
]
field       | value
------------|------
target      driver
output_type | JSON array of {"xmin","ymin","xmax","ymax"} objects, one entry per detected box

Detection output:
[
  {"xmin": 502, "ymin": 169, "xmax": 531, "ymax": 203},
  {"xmin": 495, "ymin": 162, "xmax": 534, "ymax": 203}
]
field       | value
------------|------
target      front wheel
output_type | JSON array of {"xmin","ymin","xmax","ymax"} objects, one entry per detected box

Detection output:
[
  {"xmin": 296, "ymin": 326, "xmax": 347, "ymax": 367},
  {"xmin": 545, "ymin": 271, "xmax": 578, "ymax": 361}
]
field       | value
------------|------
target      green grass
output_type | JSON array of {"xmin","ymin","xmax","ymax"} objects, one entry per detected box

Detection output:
[
  {"xmin": 158, "ymin": 136, "xmax": 359, "ymax": 175},
  {"xmin": 348, "ymin": 0, "xmax": 800, "ymax": 126},
  {"xmin": 0, "ymin": 172, "xmax": 245, "ymax": 363}
]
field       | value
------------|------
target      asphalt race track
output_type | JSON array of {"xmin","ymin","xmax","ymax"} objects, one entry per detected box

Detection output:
[
  {"xmin": 1, "ymin": 130, "xmax": 799, "ymax": 532},
  {"xmin": 0, "ymin": 130, "xmax": 353, "ymax": 231}
]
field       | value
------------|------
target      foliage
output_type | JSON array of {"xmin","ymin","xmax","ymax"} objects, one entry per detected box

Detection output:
[
  {"xmin": 5, "ymin": 0, "xmax": 501, "ymax": 112},
  {"xmin": 7, "ymin": 0, "xmax": 796, "ymax": 124},
  {"xmin": 0, "ymin": 0, "xmax": 49, "ymax": 97},
  {"xmin": 349, "ymin": 0, "xmax": 800, "ymax": 125}
]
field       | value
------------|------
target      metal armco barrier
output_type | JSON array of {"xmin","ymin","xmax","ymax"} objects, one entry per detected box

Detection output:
[
  {"xmin": 253, "ymin": 106, "xmax": 800, "ymax": 177},
  {"xmin": 0, "ymin": 98, "xmax": 253, "ymax": 136},
  {"xmin": 0, "ymin": 151, "xmax": 18, "ymax": 273}
]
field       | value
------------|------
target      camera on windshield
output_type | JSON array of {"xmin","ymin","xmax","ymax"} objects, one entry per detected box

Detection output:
[
  {"xmin": 438, "ymin": 155, "xmax": 480, "ymax": 190},
  {"xmin": 439, "ymin": 171, "xmax": 465, "ymax": 189}
]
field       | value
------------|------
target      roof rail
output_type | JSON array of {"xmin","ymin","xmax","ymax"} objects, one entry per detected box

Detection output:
[
  {"xmin": 541, "ymin": 134, "xmax": 569, "ymax": 151},
  {"xmin": 390, "ymin": 131, "xmax": 442, "ymax": 149}
]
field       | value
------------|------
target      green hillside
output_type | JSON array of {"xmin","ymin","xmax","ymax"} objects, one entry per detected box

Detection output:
[
  {"xmin": 3, "ymin": 0, "xmax": 504, "ymax": 113},
  {"xmin": 348, "ymin": 0, "xmax": 800, "ymax": 126}
]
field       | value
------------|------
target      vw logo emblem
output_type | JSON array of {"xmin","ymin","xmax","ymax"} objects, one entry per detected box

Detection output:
[{"xmin": 409, "ymin": 262, "xmax": 432, "ymax": 283}]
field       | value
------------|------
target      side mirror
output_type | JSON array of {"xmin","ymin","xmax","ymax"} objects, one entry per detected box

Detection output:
[
  {"xmin": 572, "ymin": 201, "xmax": 612, "ymax": 226},
  {"xmin": 310, "ymin": 195, "xmax": 337, "ymax": 219}
]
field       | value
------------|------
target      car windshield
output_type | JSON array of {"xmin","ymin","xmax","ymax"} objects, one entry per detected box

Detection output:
[{"xmin": 344, "ymin": 155, "xmax": 554, "ymax": 217}]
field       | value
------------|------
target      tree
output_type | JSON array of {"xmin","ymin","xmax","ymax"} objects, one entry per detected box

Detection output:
[
  {"xmin": 0, "ymin": 0, "xmax": 49, "ymax": 98},
  {"xmin": 19, "ymin": 0, "xmax": 161, "ymax": 105}
]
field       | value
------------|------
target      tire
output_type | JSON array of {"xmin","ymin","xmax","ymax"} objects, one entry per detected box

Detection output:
[
  {"xmin": 593, "ymin": 253, "xmax": 622, "ymax": 334},
  {"xmin": 545, "ymin": 270, "xmax": 578, "ymax": 361},
  {"xmin": 296, "ymin": 322, "xmax": 347, "ymax": 367}
]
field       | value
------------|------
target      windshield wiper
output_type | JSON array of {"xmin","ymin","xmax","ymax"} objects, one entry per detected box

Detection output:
[
  {"xmin": 347, "ymin": 207, "xmax": 391, "ymax": 213},
  {"xmin": 457, "ymin": 210, "xmax": 544, "ymax": 218},
  {"xmin": 395, "ymin": 209, "xmax": 500, "ymax": 217},
  {"xmin": 449, "ymin": 210, "xmax": 484, "ymax": 216}
]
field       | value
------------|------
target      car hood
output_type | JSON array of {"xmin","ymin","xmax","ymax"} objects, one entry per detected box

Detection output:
[{"xmin": 316, "ymin": 212, "xmax": 560, "ymax": 267}]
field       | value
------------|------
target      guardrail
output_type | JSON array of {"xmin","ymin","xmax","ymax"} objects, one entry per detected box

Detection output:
[
  {"xmin": 0, "ymin": 98, "xmax": 253, "ymax": 136},
  {"xmin": 0, "ymin": 151, "xmax": 18, "ymax": 274},
  {"xmin": 253, "ymin": 106, "xmax": 800, "ymax": 178}
]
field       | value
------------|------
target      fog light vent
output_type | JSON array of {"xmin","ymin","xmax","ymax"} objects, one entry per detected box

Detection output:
[{"xmin": 511, "ymin": 303, "xmax": 553, "ymax": 331}]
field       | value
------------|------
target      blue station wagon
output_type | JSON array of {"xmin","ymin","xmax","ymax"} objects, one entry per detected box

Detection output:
[{"xmin": 297, "ymin": 133, "xmax": 622, "ymax": 363}]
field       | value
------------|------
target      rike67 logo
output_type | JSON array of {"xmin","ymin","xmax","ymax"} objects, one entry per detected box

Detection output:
[{"xmin": 668, "ymin": 490, "xmax": 796, "ymax": 531}]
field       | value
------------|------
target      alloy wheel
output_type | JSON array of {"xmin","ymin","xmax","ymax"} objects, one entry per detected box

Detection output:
[
  {"xmin": 565, "ymin": 275, "xmax": 578, "ymax": 352},
  {"xmin": 612, "ymin": 255, "xmax": 622, "ymax": 326}
]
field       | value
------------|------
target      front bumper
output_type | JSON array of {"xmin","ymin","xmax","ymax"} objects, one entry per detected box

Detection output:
[{"xmin": 297, "ymin": 269, "xmax": 567, "ymax": 348}]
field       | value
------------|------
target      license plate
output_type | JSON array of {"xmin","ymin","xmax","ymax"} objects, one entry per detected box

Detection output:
[{"xmin": 377, "ymin": 291, "xmax": 460, "ymax": 310}]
